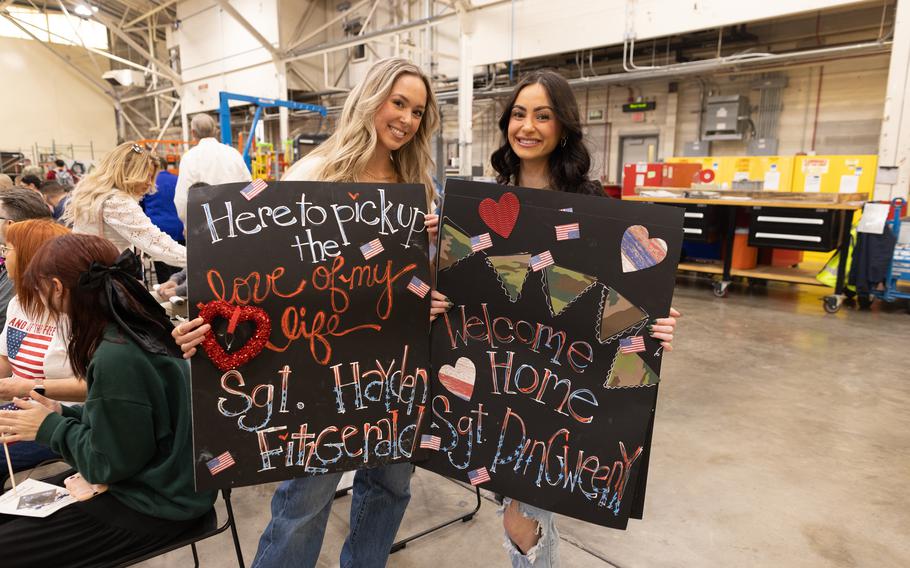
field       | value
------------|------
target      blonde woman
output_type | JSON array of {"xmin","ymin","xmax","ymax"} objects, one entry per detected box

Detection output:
[
  {"xmin": 173, "ymin": 58, "xmax": 449, "ymax": 568},
  {"xmin": 64, "ymin": 142, "xmax": 186, "ymax": 267}
]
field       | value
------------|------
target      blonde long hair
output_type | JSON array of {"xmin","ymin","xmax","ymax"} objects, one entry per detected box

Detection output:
[
  {"xmin": 290, "ymin": 58, "xmax": 440, "ymax": 209},
  {"xmin": 64, "ymin": 142, "xmax": 157, "ymax": 225}
]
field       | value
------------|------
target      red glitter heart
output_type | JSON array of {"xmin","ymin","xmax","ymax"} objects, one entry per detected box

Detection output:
[
  {"xmin": 198, "ymin": 300, "xmax": 271, "ymax": 372},
  {"xmin": 478, "ymin": 192, "xmax": 520, "ymax": 238}
]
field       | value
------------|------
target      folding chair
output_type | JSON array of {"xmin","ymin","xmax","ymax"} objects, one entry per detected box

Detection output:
[{"xmin": 116, "ymin": 488, "xmax": 245, "ymax": 568}]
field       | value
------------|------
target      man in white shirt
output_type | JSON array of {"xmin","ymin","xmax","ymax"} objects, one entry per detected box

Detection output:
[{"xmin": 174, "ymin": 114, "xmax": 251, "ymax": 224}]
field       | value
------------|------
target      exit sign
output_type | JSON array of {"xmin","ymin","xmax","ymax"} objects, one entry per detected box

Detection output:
[{"xmin": 622, "ymin": 101, "xmax": 657, "ymax": 113}]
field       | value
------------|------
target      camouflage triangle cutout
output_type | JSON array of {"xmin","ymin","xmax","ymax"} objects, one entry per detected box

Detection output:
[
  {"xmin": 438, "ymin": 218, "xmax": 475, "ymax": 271},
  {"xmin": 596, "ymin": 285, "xmax": 649, "ymax": 344},
  {"xmin": 486, "ymin": 253, "xmax": 532, "ymax": 302},
  {"xmin": 541, "ymin": 264, "xmax": 598, "ymax": 316},
  {"xmin": 604, "ymin": 351, "xmax": 659, "ymax": 388}
]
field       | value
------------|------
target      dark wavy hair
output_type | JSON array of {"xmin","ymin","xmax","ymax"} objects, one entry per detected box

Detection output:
[{"xmin": 490, "ymin": 70, "xmax": 602, "ymax": 195}]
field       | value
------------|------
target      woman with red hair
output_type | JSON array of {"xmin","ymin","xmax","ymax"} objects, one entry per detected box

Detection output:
[{"xmin": 0, "ymin": 220, "xmax": 84, "ymax": 486}]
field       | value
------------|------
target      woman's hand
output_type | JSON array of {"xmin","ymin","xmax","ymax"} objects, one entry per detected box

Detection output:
[
  {"xmin": 0, "ymin": 377, "xmax": 36, "ymax": 399},
  {"xmin": 156, "ymin": 280, "xmax": 178, "ymax": 300},
  {"xmin": 425, "ymin": 214, "xmax": 439, "ymax": 244},
  {"xmin": 649, "ymin": 307, "xmax": 681, "ymax": 351},
  {"xmin": 430, "ymin": 289, "xmax": 452, "ymax": 323},
  {"xmin": 172, "ymin": 317, "xmax": 211, "ymax": 359},
  {"xmin": 0, "ymin": 395, "xmax": 55, "ymax": 443}
]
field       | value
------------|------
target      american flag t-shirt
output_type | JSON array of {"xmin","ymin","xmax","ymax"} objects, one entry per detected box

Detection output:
[{"xmin": 6, "ymin": 325, "xmax": 53, "ymax": 380}]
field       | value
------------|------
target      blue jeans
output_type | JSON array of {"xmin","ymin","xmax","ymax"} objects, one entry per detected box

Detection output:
[
  {"xmin": 252, "ymin": 463, "xmax": 412, "ymax": 568},
  {"xmin": 0, "ymin": 442, "xmax": 60, "ymax": 483},
  {"xmin": 502, "ymin": 498, "xmax": 560, "ymax": 568}
]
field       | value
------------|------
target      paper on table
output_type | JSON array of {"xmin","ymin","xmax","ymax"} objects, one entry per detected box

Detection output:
[
  {"xmin": 764, "ymin": 171, "xmax": 781, "ymax": 191},
  {"xmin": 856, "ymin": 203, "xmax": 890, "ymax": 235},
  {"xmin": 0, "ymin": 478, "xmax": 76, "ymax": 518},
  {"xmin": 805, "ymin": 175, "xmax": 822, "ymax": 193},
  {"xmin": 839, "ymin": 174, "xmax": 859, "ymax": 194}
]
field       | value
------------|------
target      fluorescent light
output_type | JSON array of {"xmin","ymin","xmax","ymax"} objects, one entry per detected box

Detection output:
[{"xmin": 74, "ymin": 4, "xmax": 93, "ymax": 17}]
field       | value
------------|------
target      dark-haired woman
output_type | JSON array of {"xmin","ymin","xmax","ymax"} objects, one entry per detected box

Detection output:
[
  {"xmin": 486, "ymin": 70, "xmax": 680, "ymax": 567},
  {"xmin": 0, "ymin": 234, "xmax": 214, "ymax": 566}
]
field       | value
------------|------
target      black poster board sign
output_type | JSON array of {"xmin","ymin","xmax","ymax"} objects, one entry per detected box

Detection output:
[
  {"xmin": 420, "ymin": 180, "xmax": 683, "ymax": 529},
  {"xmin": 187, "ymin": 181, "xmax": 431, "ymax": 490}
]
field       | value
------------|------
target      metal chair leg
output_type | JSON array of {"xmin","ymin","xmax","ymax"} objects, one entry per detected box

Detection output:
[{"xmin": 222, "ymin": 489, "xmax": 247, "ymax": 568}]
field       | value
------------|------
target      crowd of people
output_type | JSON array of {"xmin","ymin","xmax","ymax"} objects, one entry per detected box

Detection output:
[{"xmin": 0, "ymin": 58, "xmax": 678, "ymax": 567}]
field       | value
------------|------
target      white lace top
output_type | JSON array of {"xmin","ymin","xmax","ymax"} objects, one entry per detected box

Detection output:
[{"xmin": 73, "ymin": 190, "xmax": 187, "ymax": 267}]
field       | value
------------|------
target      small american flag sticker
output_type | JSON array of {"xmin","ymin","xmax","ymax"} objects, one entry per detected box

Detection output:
[
  {"xmin": 420, "ymin": 434, "xmax": 441, "ymax": 450},
  {"xmin": 529, "ymin": 250, "xmax": 554, "ymax": 271},
  {"xmin": 470, "ymin": 233, "xmax": 493, "ymax": 252},
  {"xmin": 240, "ymin": 179, "xmax": 268, "ymax": 200},
  {"xmin": 360, "ymin": 239, "xmax": 384, "ymax": 260},
  {"xmin": 407, "ymin": 276, "xmax": 430, "ymax": 298},
  {"xmin": 467, "ymin": 466, "xmax": 491, "ymax": 486},
  {"xmin": 206, "ymin": 451, "xmax": 235, "ymax": 475},
  {"xmin": 555, "ymin": 223, "xmax": 580, "ymax": 241},
  {"xmin": 619, "ymin": 336, "xmax": 646, "ymax": 354}
]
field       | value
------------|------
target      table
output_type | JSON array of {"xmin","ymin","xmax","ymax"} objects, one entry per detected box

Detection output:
[{"xmin": 624, "ymin": 195, "xmax": 865, "ymax": 312}]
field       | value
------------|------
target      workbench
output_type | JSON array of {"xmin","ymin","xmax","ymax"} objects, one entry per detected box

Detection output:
[{"xmin": 624, "ymin": 195, "xmax": 865, "ymax": 312}]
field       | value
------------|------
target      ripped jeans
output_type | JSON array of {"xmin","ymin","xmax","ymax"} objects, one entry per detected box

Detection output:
[{"xmin": 500, "ymin": 498, "xmax": 560, "ymax": 568}]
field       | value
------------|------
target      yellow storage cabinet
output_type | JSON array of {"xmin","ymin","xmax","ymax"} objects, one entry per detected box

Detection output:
[{"xmin": 792, "ymin": 155, "xmax": 878, "ymax": 196}]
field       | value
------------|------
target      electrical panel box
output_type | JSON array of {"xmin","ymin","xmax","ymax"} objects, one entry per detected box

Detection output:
[{"xmin": 703, "ymin": 95, "xmax": 750, "ymax": 141}]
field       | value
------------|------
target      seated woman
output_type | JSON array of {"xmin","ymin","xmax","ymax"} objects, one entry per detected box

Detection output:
[
  {"xmin": 0, "ymin": 234, "xmax": 214, "ymax": 566},
  {"xmin": 0, "ymin": 220, "xmax": 84, "ymax": 485}
]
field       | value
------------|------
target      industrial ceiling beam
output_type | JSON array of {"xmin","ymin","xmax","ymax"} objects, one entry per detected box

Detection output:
[
  {"xmin": 285, "ymin": 0, "xmax": 372, "ymax": 52},
  {"xmin": 123, "ymin": 0, "xmax": 177, "ymax": 28},
  {"xmin": 0, "ymin": 12, "xmax": 119, "ymax": 103},
  {"xmin": 213, "ymin": 0, "xmax": 280, "ymax": 60},
  {"xmin": 90, "ymin": 6, "xmax": 183, "ymax": 84},
  {"xmin": 4, "ymin": 11, "xmax": 174, "ymax": 81}
]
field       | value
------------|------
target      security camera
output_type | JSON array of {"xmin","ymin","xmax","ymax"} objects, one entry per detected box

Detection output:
[{"xmin": 102, "ymin": 69, "xmax": 146, "ymax": 88}]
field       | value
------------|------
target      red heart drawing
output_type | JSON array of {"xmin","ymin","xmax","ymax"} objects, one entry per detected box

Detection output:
[
  {"xmin": 478, "ymin": 192, "xmax": 520, "ymax": 239},
  {"xmin": 198, "ymin": 300, "xmax": 271, "ymax": 372},
  {"xmin": 348, "ymin": 192, "xmax": 360, "ymax": 200}
]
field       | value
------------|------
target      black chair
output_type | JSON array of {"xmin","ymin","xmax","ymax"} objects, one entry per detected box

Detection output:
[{"xmin": 116, "ymin": 488, "xmax": 245, "ymax": 568}]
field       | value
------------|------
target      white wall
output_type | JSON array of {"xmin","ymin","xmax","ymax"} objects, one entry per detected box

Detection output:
[
  {"xmin": 0, "ymin": 36, "xmax": 117, "ymax": 161},
  {"xmin": 466, "ymin": 0, "xmax": 876, "ymax": 67},
  {"xmin": 176, "ymin": 0, "xmax": 282, "ymax": 114}
]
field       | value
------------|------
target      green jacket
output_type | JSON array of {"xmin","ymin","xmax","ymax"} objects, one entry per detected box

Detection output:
[{"xmin": 36, "ymin": 325, "xmax": 215, "ymax": 521}]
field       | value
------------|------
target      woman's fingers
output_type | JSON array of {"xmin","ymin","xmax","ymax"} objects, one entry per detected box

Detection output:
[
  {"xmin": 669, "ymin": 307, "xmax": 682, "ymax": 318},
  {"xmin": 183, "ymin": 347, "xmax": 198, "ymax": 360},
  {"xmin": 650, "ymin": 332, "xmax": 673, "ymax": 343}
]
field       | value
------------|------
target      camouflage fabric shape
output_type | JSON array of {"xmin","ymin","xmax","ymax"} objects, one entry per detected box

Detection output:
[
  {"xmin": 544, "ymin": 265, "xmax": 597, "ymax": 316},
  {"xmin": 438, "ymin": 220, "xmax": 474, "ymax": 270},
  {"xmin": 599, "ymin": 286, "xmax": 648, "ymax": 342},
  {"xmin": 605, "ymin": 351, "xmax": 659, "ymax": 387},
  {"xmin": 487, "ymin": 254, "xmax": 532, "ymax": 301}
]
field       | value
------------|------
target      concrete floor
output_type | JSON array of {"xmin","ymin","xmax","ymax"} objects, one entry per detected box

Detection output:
[{"xmin": 141, "ymin": 277, "xmax": 910, "ymax": 567}]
